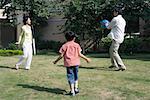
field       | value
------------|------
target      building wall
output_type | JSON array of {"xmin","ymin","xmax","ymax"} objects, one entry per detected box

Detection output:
[
  {"xmin": 40, "ymin": 17, "xmax": 66, "ymax": 42},
  {"xmin": 0, "ymin": 21, "xmax": 1, "ymax": 47},
  {"xmin": 139, "ymin": 18, "xmax": 150, "ymax": 36},
  {"xmin": 0, "ymin": 20, "xmax": 16, "ymax": 47},
  {"xmin": 0, "ymin": 10, "xmax": 23, "ymax": 47}
]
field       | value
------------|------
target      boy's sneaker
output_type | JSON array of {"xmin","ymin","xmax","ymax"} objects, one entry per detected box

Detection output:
[
  {"xmin": 68, "ymin": 91, "xmax": 75, "ymax": 96},
  {"xmin": 75, "ymin": 88, "xmax": 79, "ymax": 94},
  {"xmin": 71, "ymin": 92, "xmax": 75, "ymax": 96}
]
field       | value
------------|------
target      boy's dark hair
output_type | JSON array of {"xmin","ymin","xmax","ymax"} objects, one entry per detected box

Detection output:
[
  {"xmin": 23, "ymin": 15, "xmax": 30, "ymax": 25},
  {"xmin": 65, "ymin": 31, "xmax": 78, "ymax": 41},
  {"xmin": 113, "ymin": 7, "xmax": 123, "ymax": 15}
]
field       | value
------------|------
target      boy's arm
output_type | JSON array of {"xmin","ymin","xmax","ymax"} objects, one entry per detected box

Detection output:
[
  {"xmin": 79, "ymin": 53, "xmax": 91, "ymax": 63},
  {"xmin": 53, "ymin": 53, "xmax": 63, "ymax": 64}
]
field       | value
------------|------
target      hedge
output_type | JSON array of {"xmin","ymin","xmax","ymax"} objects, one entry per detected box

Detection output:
[
  {"xmin": 0, "ymin": 50, "xmax": 23, "ymax": 56},
  {"xmin": 93, "ymin": 37, "xmax": 150, "ymax": 53}
]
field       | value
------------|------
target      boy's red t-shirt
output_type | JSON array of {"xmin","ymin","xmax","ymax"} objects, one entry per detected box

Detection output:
[{"xmin": 59, "ymin": 40, "xmax": 82, "ymax": 67}]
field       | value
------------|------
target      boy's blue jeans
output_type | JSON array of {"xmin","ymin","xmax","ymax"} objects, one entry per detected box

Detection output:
[{"xmin": 66, "ymin": 66, "xmax": 79, "ymax": 84}]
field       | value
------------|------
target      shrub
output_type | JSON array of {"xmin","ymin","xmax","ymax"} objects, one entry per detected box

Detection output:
[
  {"xmin": 6, "ymin": 43, "xmax": 20, "ymax": 50},
  {"xmin": 138, "ymin": 37, "xmax": 150, "ymax": 53},
  {"xmin": 0, "ymin": 50, "xmax": 23, "ymax": 56},
  {"xmin": 97, "ymin": 37, "xmax": 150, "ymax": 54},
  {"xmin": 36, "ymin": 40, "xmax": 63, "ymax": 52},
  {"xmin": 100, "ymin": 37, "xmax": 112, "ymax": 50},
  {"xmin": 120, "ymin": 37, "xmax": 143, "ymax": 54}
]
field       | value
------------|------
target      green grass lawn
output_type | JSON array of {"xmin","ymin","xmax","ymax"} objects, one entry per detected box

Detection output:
[{"xmin": 0, "ymin": 52, "xmax": 150, "ymax": 100}]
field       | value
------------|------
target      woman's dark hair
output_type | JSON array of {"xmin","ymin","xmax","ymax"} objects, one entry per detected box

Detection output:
[
  {"xmin": 23, "ymin": 16, "xmax": 30, "ymax": 25},
  {"xmin": 113, "ymin": 7, "xmax": 123, "ymax": 15},
  {"xmin": 65, "ymin": 31, "xmax": 78, "ymax": 41}
]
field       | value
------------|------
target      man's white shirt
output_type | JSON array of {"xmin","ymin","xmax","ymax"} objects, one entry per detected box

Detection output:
[{"xmin": 107, "ymin": 15, "xmax": 126, "ymax": 43}]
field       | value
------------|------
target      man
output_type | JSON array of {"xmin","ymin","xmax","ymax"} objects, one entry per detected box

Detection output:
[{"xmin": 107, "ymin": 8, "xmax": 126, "ymax": 71}]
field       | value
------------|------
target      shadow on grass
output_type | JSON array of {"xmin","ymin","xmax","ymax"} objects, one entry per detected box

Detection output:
[
  {"xmin": 0, "ymin": 65, "xmax": 12, "ymax": 69},
  {"xmin": 57, "ymin": 65, "xmax": 113, "ymax": 71},
  {"xmin": 88, "ymin": 53, "xmax": 110, "ymax": 58},
  {"xmin": 122, "ymin": 55, "xmax": 150, "ymax": 61},
  {"xmin": 88, "ymin": 53, "xmax": 150, "ymax": 61},
  {"xmin": 0, "ymin": 65, "xmax": 26, "ymax": 70},
  {"xmin": 36, "ymin": 50, "xmax": 150, "ymax": 61},
  {"xmin": 111, "ymin": 86, "xmax": 146, "ymax": 97},
  {"xmin": 80, "ymin": 66, "xmax": 109, "ymax": 71},
  {"xmin": 17, "ymin": 84, "xmax": 67, "ymax": 94},
  {"xmin": 0, "ymin": 65, "xmax": 16, "ymax": 70},
  {"xmin": 124, "ymin": 77, "xmax": 150, "ymax": 84},
  {"xmin": 36, "ymin": 50, "xmax": 58, "ymax": 56}
]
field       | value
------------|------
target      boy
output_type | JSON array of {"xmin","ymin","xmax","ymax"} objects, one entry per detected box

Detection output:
[{"xmin": 53, "ymin": 31, "xmax": 91, "ymax": 96}]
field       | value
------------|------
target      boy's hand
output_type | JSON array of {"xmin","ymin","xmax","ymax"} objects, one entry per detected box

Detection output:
[{"xmin": 86, "ymin": 58, "xmax": 91, "ymax": 63}]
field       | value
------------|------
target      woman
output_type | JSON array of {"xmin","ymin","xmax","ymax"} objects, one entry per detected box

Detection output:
[{"xmin": 15, "ymin": 16, "xmax": 33, "ymax": 70}]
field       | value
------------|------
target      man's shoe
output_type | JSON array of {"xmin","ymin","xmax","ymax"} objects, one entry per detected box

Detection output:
[
  {"xmin": 67, "ymin": 91, "xmax": 75, "ymax": 96},
  {"xmin": 115, "ymin": 68, "xmax": 126, "ymax": 71},
  {"xmin": 121, "ymin": 68, "xmax": 126, "ymax": 71},
  {"xmin": 25, "ymin": 68, "xmax": 30, "ymax": 70},
  {"xmin": 25, "ymin": 67, "xmax": 30, "ymax": 70},
  {"xmin": 115, "ymin": 69, "xmax": 121, "ymax": 71},
  {"xmin": 109, "ymin": 65, "xmax": 115, "ymax": 68},
  {"xmin": 118, "ymin": 65, "xmax": 126, "ymax": 71}
]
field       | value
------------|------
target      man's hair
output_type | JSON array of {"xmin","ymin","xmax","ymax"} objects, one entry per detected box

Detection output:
[
  {"xmin": 65, "ymin": 31, "xmax": 77, "ymax": 41},
  {"xmin": 23, "ymin": 15, "xmax": 30, "ymax": 25},
  {"xmin": 113, "ymin": 7, "xmax": 123, "ymax": 15}
]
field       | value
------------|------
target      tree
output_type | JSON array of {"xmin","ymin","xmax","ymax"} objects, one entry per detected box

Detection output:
[
  {"xmin": 63, "ymin": 0, "xmax": 150, "ymax": 53},
  {"xmin": 110, "ymin": 0, "xmax": 150, "ymax": 35},
  {"xmin": 0, "ymin": 0, "xmax": 11, "ymax": 8},
  {"xmin": 2, "ymin": 0, "xmax": 65, "ymax": 41},
  {"xmin": 2, "ymin": 0, "xmax": 64, "ymax": 25},
  {"xmin": 122, "ymin": 0, "xmax": 150, "ymax": 35},
  {"xmin": 63, "ymin": 0, "xmax": 117, "ymax": 53}
]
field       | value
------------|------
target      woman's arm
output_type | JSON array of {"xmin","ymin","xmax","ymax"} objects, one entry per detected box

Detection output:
[{"xmin": 15, "ymin": 28, "xmax": 24, "ymax": 45}]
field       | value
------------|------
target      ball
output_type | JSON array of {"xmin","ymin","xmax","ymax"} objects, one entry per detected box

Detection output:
[{"xmin": 100, "ymin": 19, "xmax": 109, "ymax": 29}]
